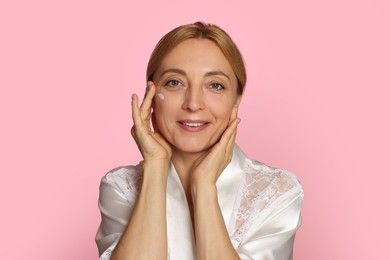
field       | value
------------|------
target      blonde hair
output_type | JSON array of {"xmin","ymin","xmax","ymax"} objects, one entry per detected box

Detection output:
[{"xmin": 146, "ymin": 22, "xmax": 246, "ymax": 95}]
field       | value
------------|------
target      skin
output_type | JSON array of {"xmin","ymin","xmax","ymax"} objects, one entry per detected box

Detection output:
[{"xmin": 111, "ymin": 39, "xmax": 242, "ymax": 260}]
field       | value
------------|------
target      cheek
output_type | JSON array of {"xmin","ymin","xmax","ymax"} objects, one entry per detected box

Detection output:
[
  {"xmin": 208, "ymin": 99, "xmax": 234, "ymax": 122},
  {"xmin": 157, "ymin": 92, "xmax": 165, "ymax": 100},
  {"xmin": 153, "ymin": 95, "xmax": 178, "ymax": 128},
  {"xmin": 154, "ymin": 95, "xmax": 172, "ymax": 115},
  {"xmin": 154, "ymin": 90, "xmax": 184, "ymax": 112}
]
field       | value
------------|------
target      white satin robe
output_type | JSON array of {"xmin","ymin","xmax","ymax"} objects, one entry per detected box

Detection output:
[{"xmin": 96, "ymin": 145, "xmax": 303, "ymax": 259}]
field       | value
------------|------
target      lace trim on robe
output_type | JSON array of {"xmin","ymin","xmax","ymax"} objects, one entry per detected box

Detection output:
[
  {"xmin": 102, "ymin": 162, "xmax": 299, "ymax": 251},
  {"xmin": 230, "ymin": 161, "xmax": 297, "ymax": 245},
  {"xmin": 107, "ymin": 166, "xmax": 143, "ymax": 205},
  {"xmin": 99, "ymin": 249, "xmax": 112, "ymax": 260}
]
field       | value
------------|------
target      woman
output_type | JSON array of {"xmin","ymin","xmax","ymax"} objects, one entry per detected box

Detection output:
[{"xmin": 96, "ymin": 22, "xmax": 303, "ymax": 260}]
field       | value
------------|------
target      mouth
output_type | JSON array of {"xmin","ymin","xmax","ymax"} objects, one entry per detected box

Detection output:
[
  {"xmin": 180, "ymin": 122, "xmax": 207, "ymax": 127},
  {"xmin": 177, "ymin": 120, "xmax": 209, "ymax": 131}
]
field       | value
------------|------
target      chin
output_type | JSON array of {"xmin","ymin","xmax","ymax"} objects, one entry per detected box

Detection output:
[{"xmin": 172, "ymin": 140, "xmax": 215, "ymax": 154}]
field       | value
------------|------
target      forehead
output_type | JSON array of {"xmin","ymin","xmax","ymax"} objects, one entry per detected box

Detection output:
[{"xmin": 157, "ymin": 39, "xmax": 235, "ymax": 75}]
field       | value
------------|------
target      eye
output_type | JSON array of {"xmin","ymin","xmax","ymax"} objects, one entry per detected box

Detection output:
[
  {"xmin": 165, "ymin": 80, "xmax": 183, "ymax": 88},
  {"xmin": 209, "ymin": 83, "xmax": 224, "ymax": 91}
]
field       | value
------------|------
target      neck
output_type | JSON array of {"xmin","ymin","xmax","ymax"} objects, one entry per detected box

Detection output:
[{"xmin": 171, "ymin": 148, "xmax": 208, "ymax": 194}]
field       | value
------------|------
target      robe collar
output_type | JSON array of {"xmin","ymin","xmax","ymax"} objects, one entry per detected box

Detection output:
[{"xmin": 166, "ymin": 144, "xmax": 248, "ymax": 245}]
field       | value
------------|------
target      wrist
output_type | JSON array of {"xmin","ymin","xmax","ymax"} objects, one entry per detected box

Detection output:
[
  {"xmin": 142, "ymin": 160, "xmax": 170, "ymax": 179},
  {"xmin": 143, "ymin": 159, "xmax": 170, "ymax": 169},
  {"xmin": 191, "ymin": 181, "xmax": 218, "ymax": 202}
]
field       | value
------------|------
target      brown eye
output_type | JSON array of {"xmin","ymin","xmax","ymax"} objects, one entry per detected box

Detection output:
[
  {"xmin": 209, "ymin": 83, "xmax": 224, "ymax": 90},
  {"xmin": 165, "ymin": 80, "xmax": 183, "ymax": 88}
]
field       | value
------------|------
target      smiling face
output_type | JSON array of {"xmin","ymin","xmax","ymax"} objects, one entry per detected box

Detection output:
[{"xmin": 152, "ymin": 38, "xmax": 242, "ymax": 155}]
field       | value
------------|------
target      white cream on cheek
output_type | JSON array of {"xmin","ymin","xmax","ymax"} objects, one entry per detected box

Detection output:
[{"xmin": 157, "ymin": 92, "xmax": 165, "ymax": 100}]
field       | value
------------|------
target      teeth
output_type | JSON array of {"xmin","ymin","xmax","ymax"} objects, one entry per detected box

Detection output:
[{"xmin": 182, "ymin": 122, "xmax": 205, "ymax": 127}]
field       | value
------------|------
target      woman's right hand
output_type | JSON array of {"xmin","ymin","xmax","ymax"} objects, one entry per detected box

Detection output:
[
  {"xmin": 110, "ymin": 81, "xmax": 170, "ymax": 259},
  {"xmin": 131, "ymin": 81, "xmax": 172, "ymax": 164}
]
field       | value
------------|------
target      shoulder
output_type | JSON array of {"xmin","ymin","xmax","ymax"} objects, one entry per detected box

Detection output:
[
  {"xmin": 233, "ymin": 145, "xmax": 302, "ymax": 195},
  {"xmin": 104, "ymin": 164, "xmax": 143, "ymax": 183},
  {"xmin": 231, "ymin": 145, "xmax": 303, "ymax": 205},
  {"xmin": 243, "ymin": 159, "xmax": 303, "ymax": 197},
  {"xmin": 100, "ymin": 163, "xmax": 144, "ymax": 204},
  {"xmin": 231, "ymin": 158, "xmax": 303, "ymax": 245}
]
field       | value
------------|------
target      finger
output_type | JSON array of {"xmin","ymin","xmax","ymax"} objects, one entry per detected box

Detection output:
[
  {"xmin": 142, "ymin": 81, "xmax": 150, "ymax": 100},
  {"xmin": 131, "ymin": 93, "xmax": 148, "ymax": 140},
  {"xmin": 226, "ymin": 119, "xmax": 239, "ymax": 155},
  {"xmin": 229, "ymin": 104, "xmax": 238, "ymax": 123},
  {"xmin": 226, "ymin": 117, "xmax": 239, "ymax": 147},
  {"xmin": 131, "ymin": 93, "xmax": 142, "ymax": 127},
  {"xmin": 131, "ymin": 125, "xmax": 135, "ymax": 137},
  {"xmin": 215, "ymin": 118, "xmax": 238, "ymax": 167},
  {"xmin": 140, "ymin": 81, "xmax": 156, "ymax": 121},
  {"xmin": 220, "ymin": 105, "xmax": 237, "ymax": 149},
  {"xmin": 218, "ymin": 117, "xmax": 239, "ymax": 147},
  {"xmin": 151, "ymin": 111, "xmax": 160, "ymax": 133},
  {"xmin": 214, "ymin": 119, "xmax": 239, "ymax": 172},
  {"xmin": 141, "ymin": 81, "xmax": 153, "ymax": 117},
  {"xmin": 132, "ymin": 83, "xmax": 155, "ymax": 135}
]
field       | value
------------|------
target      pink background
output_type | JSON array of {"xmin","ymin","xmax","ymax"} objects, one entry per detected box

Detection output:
[{"xmin": 1, "ymin": 0, "xmax": 389, "ymax": 259}]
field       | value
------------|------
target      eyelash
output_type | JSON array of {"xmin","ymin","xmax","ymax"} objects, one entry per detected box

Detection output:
[
  {"xmin": 164, "ymin": 80, "xmax": 224, "ymax": 91},
  {"xmin": 209, "ymin": 83, "xmax": 224, "ymax": 91},
  {"xmin": 164, "ymin": 80, "xmax": 183, "ymax": 88}
]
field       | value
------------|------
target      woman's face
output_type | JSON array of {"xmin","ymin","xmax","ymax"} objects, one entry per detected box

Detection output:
[{"xmin": 152, "ymin": 38, "xmax": 241, "ymax": 154}]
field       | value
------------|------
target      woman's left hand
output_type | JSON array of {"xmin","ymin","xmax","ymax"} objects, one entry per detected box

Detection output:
[{"xmin": 190, "ymin": 105, "xmax": 240, "ymax": 192}]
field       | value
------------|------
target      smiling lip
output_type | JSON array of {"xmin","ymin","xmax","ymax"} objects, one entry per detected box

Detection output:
[{"xmin": 177, "ymin": 120, "xmax": 209, "ymax": 132}]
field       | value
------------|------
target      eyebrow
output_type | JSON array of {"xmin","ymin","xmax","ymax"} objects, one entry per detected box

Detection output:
[
  {"xmin": 159, "ymin": 68, "xmax": 231, "ymax": 80},
  {"xmin": 204, "ymin": 71, "xmax": 231, "ymax": 80},
  {"xmin": 159, "ymin": 68, "xmax": 186, "ymax": 78}
]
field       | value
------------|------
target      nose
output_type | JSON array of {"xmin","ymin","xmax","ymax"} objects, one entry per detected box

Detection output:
[{"xmin": 181, "ymin": 85, "xmax": 205, "ymax": 111}]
